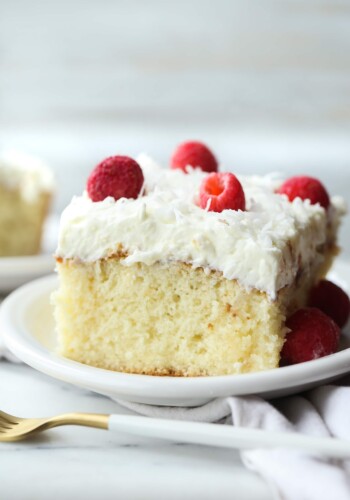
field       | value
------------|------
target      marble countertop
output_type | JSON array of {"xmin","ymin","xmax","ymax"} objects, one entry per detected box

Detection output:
[{"xmin": 0, "ymin": 361, "xmax": 272, "ymax": 500}]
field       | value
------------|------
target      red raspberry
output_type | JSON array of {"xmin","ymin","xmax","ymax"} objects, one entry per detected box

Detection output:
[
  {"xmin": 281, "ymin": 308, "xmax": 340, "ymax": 366},
  {"xmin": 171, "ymin": 141, "xmax": 218, "ymax": 173},
  {"xmin": 87, "ymin": 156, "xmax": 144, "ymax": 202},
  {"xmin": 277, "ymin": 176, "xmax": 330, "ymax": 209},
  {"xmin": 309, "ymin": 280, "xmax": 350, "ymax": 328},
  {"xmin": 199, "ymin": 172, "xmax": 245, "ymax": 213}
]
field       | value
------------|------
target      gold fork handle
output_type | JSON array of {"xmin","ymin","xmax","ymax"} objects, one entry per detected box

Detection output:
[{"xmin": 44, "ymin": 413, "xmax": 109, "ymax": 430}]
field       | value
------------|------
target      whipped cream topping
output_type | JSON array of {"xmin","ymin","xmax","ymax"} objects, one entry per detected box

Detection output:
[
  {"xmin": 56, "ymin": 154, "xmax": 346, "ymax": 298},
  {"xmin": 0, "ymin": 150, "xmax": 55, "ymax": 202}
]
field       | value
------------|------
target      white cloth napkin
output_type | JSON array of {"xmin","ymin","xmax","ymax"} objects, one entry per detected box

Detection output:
[{"xmin": 116, "ymin": 386, "xmax": 350, "ymax": 500}]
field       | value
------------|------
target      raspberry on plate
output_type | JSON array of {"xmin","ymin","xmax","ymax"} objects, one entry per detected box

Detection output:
[
  {"xmin": 198, "ymin": 172, "xmax": 245, "ymax": 213},
  {"xmin": 171, "ymin": 141, "xmax": 218, "ymax": 173},
  {"xmin": 87, "ymin": 156, "xmax": 144, "ymax": 202},
  {"xmin": 277, "ymin": 176, "xmax": 330, "ymax": 209},
  {"xmin": 309, "ymin": 280, "xmax": 350, "ymax": 328},
  {"xmin": 281, "ymin": 307, "xmax": 340, "ymax": 365}
]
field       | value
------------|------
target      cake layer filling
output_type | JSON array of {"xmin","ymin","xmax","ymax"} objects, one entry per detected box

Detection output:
[
  {"xmin": 0, "ymin": 185, "xmax": 51, "ymax": 257},
  {"xmin": 54, "ymin": 244, "xmax": 334, "ymax": 376},
  {"xmin": 54, "ymin": 258, "xmax": 286, "ymax": 376},
  {"xmin": 56, "ymin": 154, "xmax": 346, "ymax": 299}
]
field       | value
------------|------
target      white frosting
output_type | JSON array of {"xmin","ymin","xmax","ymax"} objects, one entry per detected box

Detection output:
[
  {"xmin": 56, "ymin": 154, "xmax": 346, "ymax": 298},
  {"xmin": 0, "ymin": 150, "xmax": 55, "ymax": 202}
]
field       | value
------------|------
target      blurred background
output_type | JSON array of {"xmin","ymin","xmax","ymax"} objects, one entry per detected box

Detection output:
[{"xmin": 1, "ymin": 0, "xmax": 350, "ymax": 252}]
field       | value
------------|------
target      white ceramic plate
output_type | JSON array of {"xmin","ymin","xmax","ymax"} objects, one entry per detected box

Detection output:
[
  {"xmin": 0, "ymin": 215, "xmax": 59, "ymax": 293},
  {"xmin": 1, "ymin": 261, "xmax": 350, "ymax": 407}
]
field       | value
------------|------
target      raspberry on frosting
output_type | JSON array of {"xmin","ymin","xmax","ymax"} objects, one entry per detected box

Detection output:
[
  {"xmin": 198, "ymin": 172, "xmax": 245, "ymax": 213},
  {"xmin": 171, "ymin": 141, "xmax": 218, "ymax": 173},
  {"xmin": 87, "ymin": 156, "xmax": 144, "ymax": 202},
  {"xmin": 309, "ymin": 280, "xmax": 350, "ymax": 328},
  {"xmin": 281, "ymin": 307, "xmax": 340, "ymax": 365},
  {"xmin": 277, "ymin": 176, "xmax": 330, "ymax": 209}
]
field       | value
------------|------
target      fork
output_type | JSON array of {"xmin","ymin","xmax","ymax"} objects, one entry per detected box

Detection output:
[{"xmin": 1, "ymin": 409, "xmax": 350, "ymax": 458}]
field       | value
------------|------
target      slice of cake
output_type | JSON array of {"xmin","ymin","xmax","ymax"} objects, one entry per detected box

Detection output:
[
  {"xmin": 0, "ymin": 150, "xmax": 54, "ymax": 257},
  {"xmin": 53, "ymin": 142, "xmax": 346, "ymax": 376}
]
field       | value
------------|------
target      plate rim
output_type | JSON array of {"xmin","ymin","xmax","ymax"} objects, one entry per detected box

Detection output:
[
  {"xmin": 1, "ymin": 266, "xmax": 350, "ymax": 402},
  {"xmin": 0, "ymin": 253, "xmax": 55, "ymax": 275}
]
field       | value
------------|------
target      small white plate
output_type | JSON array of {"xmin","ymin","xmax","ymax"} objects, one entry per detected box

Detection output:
[
  {"xmin": 1, "ymin": 261, "xmax": 350, "ymax": 407},
  {"xmin": 0, "ymin": 215, "xmax": 58, "ymax": 293}
]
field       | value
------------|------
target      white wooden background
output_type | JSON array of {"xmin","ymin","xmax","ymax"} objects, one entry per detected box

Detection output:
[{"xmin": 1, "ymin": 0, "xmax": 350, "ymax": 252}]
